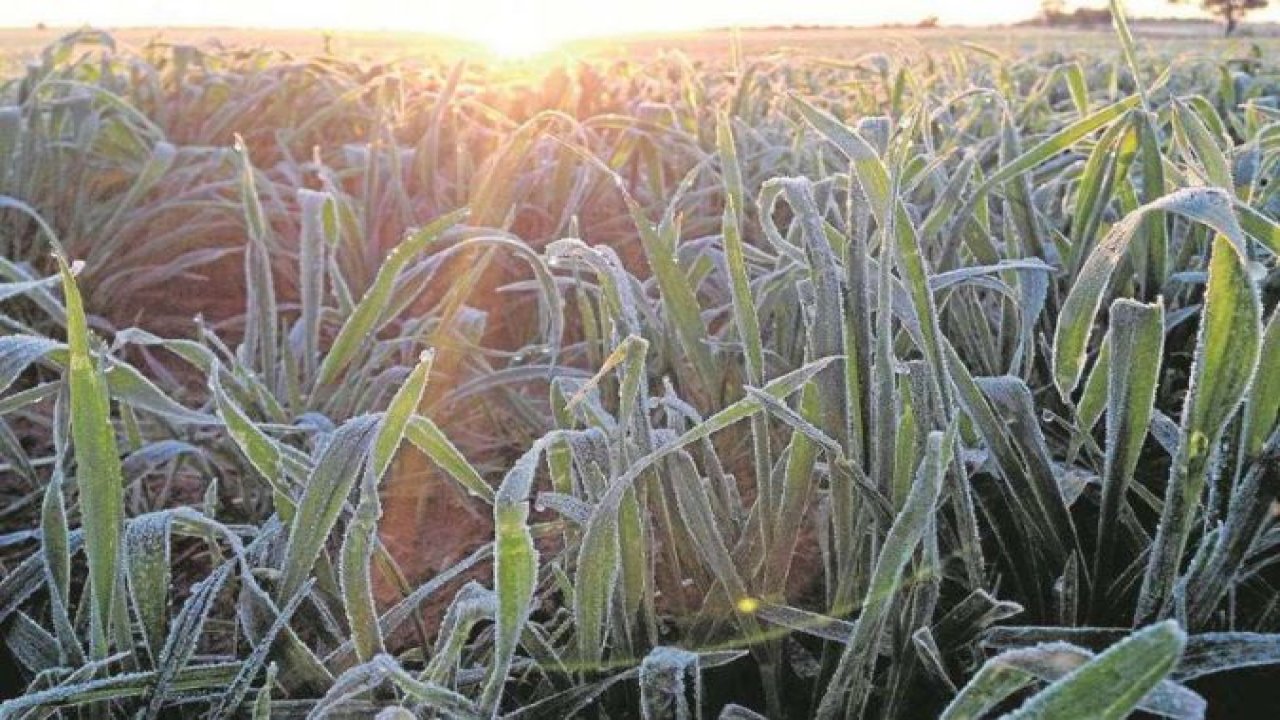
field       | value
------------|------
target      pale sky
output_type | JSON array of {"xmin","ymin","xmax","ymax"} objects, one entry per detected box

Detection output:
[{"xmin": 5, "ymin": 1, "xmax": 1280, "ymax": 42}]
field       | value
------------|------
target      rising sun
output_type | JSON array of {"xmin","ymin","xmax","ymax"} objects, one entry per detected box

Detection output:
[{"xmin": 471, "ymin": 6, "xmax": 561, "ymax": 60}]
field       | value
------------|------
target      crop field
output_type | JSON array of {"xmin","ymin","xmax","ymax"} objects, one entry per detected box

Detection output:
[{"xmin": 1, "ymin": 5, "xmax": 1279, "ymax": 719}]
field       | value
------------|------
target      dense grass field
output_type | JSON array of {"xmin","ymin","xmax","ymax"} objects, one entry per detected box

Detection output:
[{"xmin": 1, "ymin": 7, "xmax": 1280, "ymax": 719}]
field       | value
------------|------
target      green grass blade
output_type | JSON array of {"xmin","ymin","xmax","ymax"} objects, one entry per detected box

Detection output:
[
  {"xmin": 1172, "ymin": 98, "xmax": 1234, "ymax": 190},
  {"xmin": 41, "ymin": 474, "xmax": 83, "ymax": 666},
  {"xmin": 942, "ymin": 656, "xmax": 1036, "ymax": 720},
  {"xmin": 1138, "ymin": 235, "xmax": 1261, "ymax": 622},
  {"xmin": 1235, "ymin": 199, "xmax": 1280, "ymax": 256},
  {"xmin": 1241, "ymin": 307, "xmax": 1280, "ymax": 458},
  {"xmin": 317, "ymin": 210, "xmax": 465, "ymax": 387},
  {"xmin": 1108, "ymin": 0, "xmax": 1147, "ymax": 105},
  {"xmin": 1091, "ymin": 299, "xmax": 1163, "ymax": 614},
  {"xmin": 481, "ymin": 440, "xmax": 544, "ymax": 716},
  {"xmin": 57, "ymin": 256, "xmax": 124, "ymax": 659},
  {"xmin": 144, "ymin": 562, "xmax": 234, "ymax": 719},
  {"xmin": 981, "ymin": 95, "xmax": 1141, "ymax": 191},
  {"xmin": 816, "ymin": 429, "xmax": 949, "ymax": 718},
  {"xmin": 370, "ymin": 350, "xmax": 434, "ymax": 481},
  {"xmin": 278, "ymin": 415, "xmax": 381, "ymax": 602},
  {"xmin": 251, "ymin": 663, "xmax": 278, "ymax": 720},
  {"xmin": 1003, "ymin": 621, "xmax": 1187, "ymax": 720},
  {"xmin": 403, "ymin": 415, "xmax": 494, "ymax": 503},
  {"xmin": 341, "ymin": 464, "xmax": 386, "ymax": 664},
  {"xmin": 124, "ymin": 512, "xmax": 173, "ymax": 666},
  {"xmin": 1053, "ymin": 187, "xmax": 1246, "ymax": 398},
  {"xmin": 234, "ymin": 137, "xmax": 279, "ymax": 384},
  {"xmin": 296, "ymin": 188, "xmax": 329, "ymax": 384}
]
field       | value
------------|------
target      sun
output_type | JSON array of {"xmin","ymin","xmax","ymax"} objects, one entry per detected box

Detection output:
[
  {"xmin": 470, "ymin": 5, "xmax": 562, "ymax": 60},
  {"xmin": 478, "ymin": 26, "xmax": 559, "ymax": 60}
]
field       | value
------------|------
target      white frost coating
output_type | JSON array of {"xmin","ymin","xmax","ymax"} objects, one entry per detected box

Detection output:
[{"xmin": 640, "ymin": 646, "xmax": 701, "ymax": 720}]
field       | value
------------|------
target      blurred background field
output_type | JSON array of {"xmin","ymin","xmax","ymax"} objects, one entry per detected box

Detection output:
[{"xmin": 4, "ymin": 23, "xmax": 1280, "ymax": 66}]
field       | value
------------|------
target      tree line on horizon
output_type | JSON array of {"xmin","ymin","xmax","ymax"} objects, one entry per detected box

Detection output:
[{"xmin": 1039, "ymin": 1, "xmax": 1271, "ymax": 35}]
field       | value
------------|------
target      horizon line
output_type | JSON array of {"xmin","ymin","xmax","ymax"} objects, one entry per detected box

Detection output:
[{"xmin": 0, "ymin": 14, "xmax": 1254, "ymax": 37}]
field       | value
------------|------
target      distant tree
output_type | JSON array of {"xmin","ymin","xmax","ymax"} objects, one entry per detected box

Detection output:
[
  {"xmin": 1041, "ymin": 0, "xmax": 1068, "ymax": 24},
  {"xmin": 1039, "ymin": 1, "xmax": 1113, "ymax": 27},
  {"xmin": 1173, "ymin": 0, "xmax": 1270, "ymax": 35}
]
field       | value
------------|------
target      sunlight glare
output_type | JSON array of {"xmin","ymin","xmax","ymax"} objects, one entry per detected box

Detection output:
[{"xmin": 470, "ymin": 4, "xmax": 561, "ymax": 60}]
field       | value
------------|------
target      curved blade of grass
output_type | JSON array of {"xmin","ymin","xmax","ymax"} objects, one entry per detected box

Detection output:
[
  {"xmin": 0, "ymin": 273, "xmax": 60, "ymax": 305},
  {"xmin": 1176, "ymin": 632, "xmax": 1280, "ymax": 681},
  {"xmin": 0, "ymin": 335, "xmax": 64, "ymax": 396},
  {"xmin": 102, "ymin": 361, "xmax": 220, "ymax": 425},
  {"xmin": 573, "ymin": 482, "xmax": 619, "ymax": 665},
  {"xmin": 719, "ymin": 705, "xmax": 768, "ymax": 720},
  {"xmin": 1234, "ymin": 201, "xmax": 1280, "ymax": 256},
  {"xmin": 946, "ymin": 635, "xmax": 1203, "ymax": 720},
  {"xmin": 943, "ymin": 657, "xmax": 1036, "ymax": 720},
  {"xmin": 1108, "ymin": 0, "xmax": 1147, "ymax": 105},
  {"xmin": 1003, "ymin": 621, "xmax": 1187, "ymax": 720},
  {"xmin": 425, "ymin": 582, "xmax": 495, "ymax": 685},
  {"xmin": 1053, "ymin": 187, "xmax": 1247, "ymax": 398},
  {"xmin": 3, "ymin": 611, "xmax": 59, "ymax": 676},
  {"xmin": 1242, "ymin": 307, "xmax": 1280, "ymax": 459},
  {"xmin": 0, "ymin": 534, "xmax": 82, "ymax": 628},
  {"xmin": 1134, "ymin": 110, "xmax": 1169, "ymax": 294},
  {"xmin": 340, "ymin": 351, "xmax": 436, "ymax": 662},
  {"xmin": 307, "ymin": 654, "xmax": 480, "ymax": 720},
  {"xmin": 1172, "ymin": 98, "xmax": 1233, "ymax": 190},
  {"xmin": 341, "ymin": 463, "xmax": 386, "ymax": 664}
]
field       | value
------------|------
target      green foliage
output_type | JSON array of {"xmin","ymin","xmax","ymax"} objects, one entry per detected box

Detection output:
[{"xmin": 3, "ymin": 24, "xmax": 1280, "ymax": 720}]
